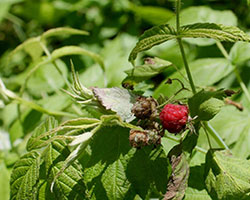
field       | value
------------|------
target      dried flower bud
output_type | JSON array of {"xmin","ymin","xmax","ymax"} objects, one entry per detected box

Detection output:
[
  {"xmin": 129, "ymin": 129, "xmax": 161, "ymax": 148},
  {"xmin": 132, "ymin": 96, "xmax": 158, "ymax": 120}
]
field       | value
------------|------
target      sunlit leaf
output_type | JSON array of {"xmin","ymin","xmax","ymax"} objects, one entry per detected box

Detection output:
[
  {"xmin": 93, "ymin": 87, "xmax": 136, "ymax": 122},
  {"xmin": 205, "ymin": 150, "xmax": 250, "ymax": 200}
]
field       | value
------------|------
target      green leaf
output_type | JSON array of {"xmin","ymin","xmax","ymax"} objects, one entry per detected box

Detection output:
[
  {"xmin": 27, "ymin": 117, "xmax": 58, "ymax": 151},
  {"xmin": 180, "ymin": 23, "xmax": 250, "ymax": 43},
  {"xmin": 167, "ymin": 6, "xmax": 237, "ymax": 46},
  {"xmin": 41, "ymin": 27, "xmax": 89, "ymax": 39},
  {"xmin": 129, "ymin": 22, "xmax": 250, "ymax": 63},
  {"xmin": 168, "ymin": 6, "xmax": 237, "ymax": 27},
  {"xmin": 93, "ymin": 87, "xmax": 136, "ymax": 122},
  {"xmin": 189, "ymin": 58, "xmax": 233, "ymax": 87},
  {"xmin": 188, "ymin": 90, "xmax": 226, "ymax": 121},
  {"xmin": 27, "ymin": 59, "xmax": 68, "ymax": 97},
  {"xmin": 8, "ymin": 27, "xmax": 89, "ymax": 62},
  {"xmin": 126, "ymin": 147, "xmax": 171, "ymax": 199},
  {"xmin": 122, "ymin": 57, "xmax": 172, "ymax": 87},
  {"xmin": 198, "ymin": 98, "xmax": 224, "ymax": 121},
  {"xmin": 128, "ymin": 24, "xmax": 177, "ymax": 63},
  {"xmin": 229, "ymin": 40, "xmax": 250, "ymax": 64},
  {"xmin": 10, "ymin": 151, "xmax": 41, "ymax": 200},
  {"xmin": 82, "ymin": 126, "xmax": 171, "ymax": 199},
  {"xmin": 153, "ymin": 58, "xmax": 231, "ymax": 100},
  {"xmin": 0, "ymin": 0, "xmax": 23, "ymax": 23},
  {"xmin": 0, "ymin": 161, "xmax": 10, "ymax": 200},
  {"xmin": 129, "ymin": 3, "xmax": 174, "ymax": 25},
  {"xmin": 83, "ymin": 126, "xmax": 134, "ymax": 200},
  {"xmin": 205, "ymin": 150, "xmax": 250, "ymax": 200},
  {"xmin": 43, "ymin": 141, "xmax": 87, "ymax": 199},
  {"xmin": 164, "ymin": 145, "xmax": 189, "ymax": 200},
  {"xmin": 210, "ymin": 106, "xmax": 250, "ymax": 159},
  {"xmin": 184, "ymin": 152, "xmax": 212, "ymax": 200},
  {"xmin": 8, "ymin": 37, "xmax": 43, "ymax": 62}
]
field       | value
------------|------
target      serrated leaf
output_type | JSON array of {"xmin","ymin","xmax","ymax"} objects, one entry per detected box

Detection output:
[
  {"xmin": 164, "ymin": 145, "xmax": 189, "ymax": 200},
  {"xmin": 123, "ymin": 57, "xmax": 172, "ymax": 87},
  {"xmin": 129, "ymin": 22, "xmax": 250, "ymax": 63},
  {"xmin": 27, "ymin": 117, "xmax": 58, "ymax": 151},
  {"xmin": 41, "ymin": 27, "xmax": 89, "ymax": 39},
  {"xmin": 129, "ymin": 24, "xmax": 177, "ymax": 63},
  {"xmin": 44, "ymin": 141, "xmax": 87, "ymax": 199},
  {"xmin": 83, "ymin": 126, "xmax": 134, "ymax": 200},
  {"xmin": 83, "ymin": 126, "xmax": 171, "ymax": 199},
  {"xmin": 10, "ymin": 151, "xmax": 41, "ymax": 200},
  {"xmin": 205, "ymin": 150, "xmax": 250, "ymax": 200},
  {"xmin": 180, "ymin": 23, "xmax": 250, "ymax": 43},
  {"xmin": 188, "ymin": 90, "xmax": 226, "ymax": 121},
  {"xmin": 127, "ymin": 147, "xmax": 171, "ymax": 199},
  {"xmin": 93, "ymin": 87, "xmax": 136, "ymax": 122}
]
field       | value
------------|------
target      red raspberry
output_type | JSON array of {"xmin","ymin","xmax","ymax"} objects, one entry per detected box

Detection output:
[{"xmin": 159, "ymin": 104, "xmax": 189, "ymax": 133}]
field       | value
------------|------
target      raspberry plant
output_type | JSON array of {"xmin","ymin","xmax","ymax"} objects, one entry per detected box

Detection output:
[{"xmin": 1, "ymin": 0, "xmax": 250, "ymax": 200}]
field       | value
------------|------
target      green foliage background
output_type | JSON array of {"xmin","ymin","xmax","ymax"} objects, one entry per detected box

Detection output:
[{"xmin": 1, "ymin": 0, "xmax": 250, "ymax": 199}]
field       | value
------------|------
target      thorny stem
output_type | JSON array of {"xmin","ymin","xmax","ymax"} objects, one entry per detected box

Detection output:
[
  {"xmin": 216, "ymin": 41, "xmax": 250, "ymax": 104},
  {"xmin": 175, "ymin": 0, "xmax": 229, "ymax": 150}
]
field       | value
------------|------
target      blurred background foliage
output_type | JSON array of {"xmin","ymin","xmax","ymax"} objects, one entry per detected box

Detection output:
[{"xmin": 1, "ymin": 0, "xmax": 250, "ymax": 199}]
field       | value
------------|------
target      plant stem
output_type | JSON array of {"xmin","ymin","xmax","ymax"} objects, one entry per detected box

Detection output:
[
  {"xmin": 177, "ymin": 39, "xmax": 197, "ymax": 94},
  {"xmin": 203, "ymin": 122, "xmax": 229, "ymax": 150},
  {"xmin": 175, "ymin": 1, "xmax": 228, "ymax": 150},
  {"xmin": 176, "ymin": 0, "xmax": 181, "ymax": 34},
  {"xmin": 175, "ymin": 0, "xmax": 196, "ymax": 94},
  {"xmin": 216, "ymin": 41, "xmax": 250, "ymax": 103}
]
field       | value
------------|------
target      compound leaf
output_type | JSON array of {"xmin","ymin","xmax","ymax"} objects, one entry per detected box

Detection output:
[
  {"xmin": 43, "ymin": 141, "xmax": 87, "ymax": 199},
  {"xmin": 10, "ymin": 151, "xmax": 41, "ymax": 200},
  {"xmin": 27, "ymin": 117, "xmax": 58, "ymax": 151}
]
